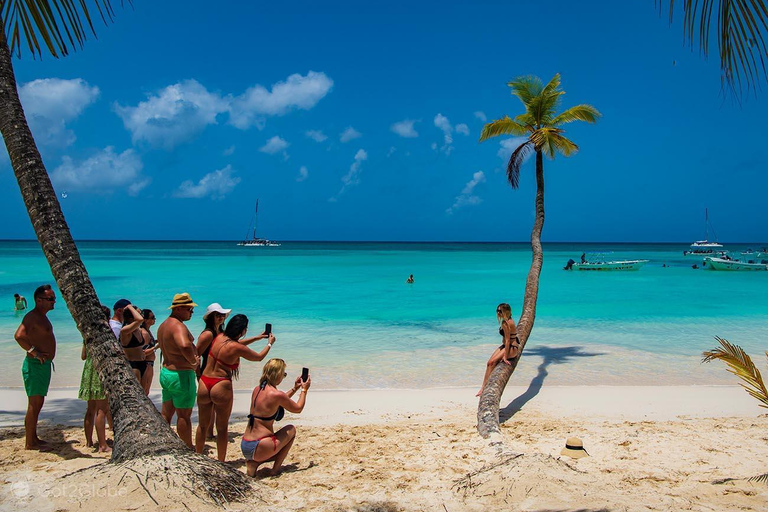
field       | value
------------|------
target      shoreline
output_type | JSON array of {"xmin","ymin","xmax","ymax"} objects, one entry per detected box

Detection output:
[{"xmin": 0, "ymin": 384, "xmax": 761, "ymax": 429}]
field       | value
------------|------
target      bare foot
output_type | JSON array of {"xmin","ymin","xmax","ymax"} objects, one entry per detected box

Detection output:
[
  {"xmin": 26, "ymin": 444, "xmax": 52, "ymax": 452},
  {"xmin": 475, "ymin": 389, "xmax": 483, "ymax": 397},
  {"xmin": 35, "ymin": 438, "xmax": 49, "ymax": 445},
  {"xmin": 98, "ymin": 445, "xmax": 112, "ymax": 454},
  {"xmin": 85, "ymin": 440, "xmax": 94, "ymax": 448}
]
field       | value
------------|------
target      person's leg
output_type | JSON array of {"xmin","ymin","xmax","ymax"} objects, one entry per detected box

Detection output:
[
  {"xmin": 161, "ymin": 400, "xmax": 175, "ymax": 424},
  {"xmin": 194, "ymin": 383, "xmax": 212, "ymax": 454},
  {"xmin": 159, "ymin": 367, "xmax": 175, "ymax": 424},
  {"xmin": 246, "ymin": 459, "xmax": 259, "ymax": 478},
  {"xmin": 213, "ymin": 392, "xmax": 233, "ymax": 462},
  {"xmin": 253, "ymin": 425, "xmax": 296, "ymax": 476},
  {"xmin": 175, "ymin": 408, "xmax": 194, "ymax": 448},
  {"xmin": 25, "ymin": 396, "xmax": 45, "ymax": 450},
  {"xmin": 94, "ymin": 399, "xmax": 111, "ymax": 453},
  {"xmin": 84, "ymin": 400, "xmax": 96, "ymax": 447},
  {"xmin": 142, "ymin": 365, "xmax": 154, "ymax": 396},
  {"xmin": 478, "ymin": 348, "xmax": 504, "ymax": 396},
  {"xmin": 207, "ymin": 410, "xmax": 217, "ymax": 439}
]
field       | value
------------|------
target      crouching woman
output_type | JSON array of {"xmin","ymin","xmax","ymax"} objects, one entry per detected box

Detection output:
[{"xmin": 241, "ymin": 358, "xmax": 310, "ymax": 477}]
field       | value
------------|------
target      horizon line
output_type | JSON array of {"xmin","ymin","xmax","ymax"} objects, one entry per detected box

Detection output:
[{"xmin": 1, "ymin": 239, "xmax": 766, "ymax": 245}]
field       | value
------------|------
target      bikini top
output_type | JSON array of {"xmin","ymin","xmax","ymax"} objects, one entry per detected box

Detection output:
[
  {"xmin": 123, "ymin": 330, "xmax": 144, "ymax": 348},
  {"xmin": 247, "ymin": 382, "xmax": 285, "ymax": 424},
  {"xmin": 142, "ymin": 330, "xmax": 156, "ymax": 350},
  {"xmin": 499, "ymin": 320, "xmax": 519, "ymax": 340},
  {"xmin": 209, "ymin": 337, "xmax": 240, "ymax": 371}
]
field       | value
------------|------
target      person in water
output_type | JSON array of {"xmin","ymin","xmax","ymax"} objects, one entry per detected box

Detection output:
[
  {"xmin": 14, "ymin": 293, "xmax": 27, "ymax": 311},
  {"xmin": 241, "ymin": 358, "xmax": 310, "ymax": 477},
  {"xmin": 477, "ymin": 303, "xmax": 520, "ymax": 397},
  {"xmin": 406, "ymin": 274, "xmax": 414, "ymax": 283},
  {"xmin": 195, "ymin": 314, "xmax": 274, "ymax": 462}
]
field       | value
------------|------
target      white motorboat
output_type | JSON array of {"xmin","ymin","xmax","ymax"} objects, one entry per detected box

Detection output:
[
  {"xmin": 705, "ymin": 257, "xmax": 768, "ymax": 271},
  {"xmin": 683, "ymin": 208, "xmax": 723, "ymax": 256},
  {"xmin": 564, "ymin": 253, "xmax": 648, "ymax": 271},
  {"xmin": 237, "ymin": 199, "xmax": 281, "ymax": 247}
]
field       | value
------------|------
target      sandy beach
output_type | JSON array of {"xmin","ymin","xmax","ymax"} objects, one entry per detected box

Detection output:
[{"xmin": 1, "ymin": 385, "xmax": 767, "ymax": 511}]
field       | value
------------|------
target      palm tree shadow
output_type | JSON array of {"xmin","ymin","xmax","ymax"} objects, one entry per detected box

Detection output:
[{"xmin": 500, "ymin": 346, "xmax": 604, "ymax": 423}]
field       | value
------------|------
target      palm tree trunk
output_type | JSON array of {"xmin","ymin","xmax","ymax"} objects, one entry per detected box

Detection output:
[
  {"xmin": 0, "ymin": 22, "xmax": 187, "ymax": 462},
  {"xmin": 477, "ymin": 150, "xmax": 545, "ymax": 438}
]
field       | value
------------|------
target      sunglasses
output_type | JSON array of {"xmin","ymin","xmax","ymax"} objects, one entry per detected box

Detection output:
[
  {"xmin": 40, "ymin": 297, "xmax": 56, "ymax": 302},
  {"xmin": 283, "ymin": 372, "xmax": 288, "ymax": 378}
]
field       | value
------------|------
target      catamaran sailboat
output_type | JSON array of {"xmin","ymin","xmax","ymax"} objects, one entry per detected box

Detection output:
[
  {"xmin": 683, "ymin": 208, "xmax": 724, "ymax": 256},
  {"xmin": 237, "ymin": 199, "xmax": 281, "ymax": 247}
]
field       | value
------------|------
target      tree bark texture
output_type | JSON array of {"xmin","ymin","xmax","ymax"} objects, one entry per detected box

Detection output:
[
  {"xmin": 0, "ymin": 23, "xmax": 189, "ymax": 461},
  {"xmin": 477, "ymin": 150, "xmax": 545, "ymax": 438}
]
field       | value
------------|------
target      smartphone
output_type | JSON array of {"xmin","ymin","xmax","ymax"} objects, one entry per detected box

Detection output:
[
  {"xmin": 265, "ymin": 323, "xmax": 272, "ymax": 335},
  {"xmin": 301, "ymin": 367, "xmax": 309, "ymax": 383}
]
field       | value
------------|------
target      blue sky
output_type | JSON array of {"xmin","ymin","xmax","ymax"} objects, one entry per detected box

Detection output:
[{"xmin": 1, "ymin": 0, "xmax": 766, "ymax": 242}]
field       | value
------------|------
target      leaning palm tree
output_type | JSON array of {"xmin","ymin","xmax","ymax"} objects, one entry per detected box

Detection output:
[
  {"xmin": 476, "ymin": 74, "xmax": 600, "ymax": 438},
  {"xmin": 0, "ymin": 1, "xmax": 252, "ymax": 503},
  {"xmin": 703, "ymin": 336, "xmax": 768, "ymax": 482},
  {"xmin": 659, "ymin": 0, "xmax": 768, "ymax": 96}
]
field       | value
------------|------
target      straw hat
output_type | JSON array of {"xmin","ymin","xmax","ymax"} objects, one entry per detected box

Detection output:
[
  {"xmin": 168, "ymin": 292, "xmax": 198, "ymax": 309},
  {"xmin": 561, "ymin": 437, "xmax": 589, "ymax": 459},
  {"xmin": 203, "ymin": 303, "xmax": 232, "ymax": 320}
]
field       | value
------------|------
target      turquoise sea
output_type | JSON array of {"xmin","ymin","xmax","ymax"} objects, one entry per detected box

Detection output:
[{"xmin": 1, "ymin": 241, "xmax": 767, "ymax": 391}]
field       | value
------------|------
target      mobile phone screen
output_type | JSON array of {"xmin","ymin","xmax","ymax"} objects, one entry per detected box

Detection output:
[
  {"xmin": 265, "ymin": 323, "xmax": 272, "ymax": 335},
  {"xmin": 301, "ymin": 367, "xmax": 309, "ymax": 382}
]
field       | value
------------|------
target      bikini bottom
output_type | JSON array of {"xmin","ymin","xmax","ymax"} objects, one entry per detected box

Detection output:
[
  {"xmin": 241, "ymin": 435, "xmax": 278, "ymax": 461},
  {"xmin": 129, "ymin": 360, "xmax": 148, "ymax": 378}
]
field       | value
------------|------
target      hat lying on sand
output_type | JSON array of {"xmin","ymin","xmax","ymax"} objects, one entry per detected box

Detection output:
[
  {"xmin": 561, "ymin": 437, "xmax": 589, "ymax": 459},
  {"xmin": 203, "ymin": 303, "xmax": 231, "ymax": 320},
  {"xmin": 169, "ymin": 293, "xmax": 198, "ymax": 309}
]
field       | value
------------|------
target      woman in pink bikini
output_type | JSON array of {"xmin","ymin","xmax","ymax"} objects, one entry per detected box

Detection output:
[
  {"xmin": 241, "ymin": 358, "xmax": 310, "ymax": 477},
  {"xmin": 194, "ymin": 314, "xmax": 273, "ymax": 461}
]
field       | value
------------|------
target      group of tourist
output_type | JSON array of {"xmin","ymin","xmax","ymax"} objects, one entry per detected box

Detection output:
[{"xmin": 14, "ymin": 286, "xmax": 311, "ymax": 477}]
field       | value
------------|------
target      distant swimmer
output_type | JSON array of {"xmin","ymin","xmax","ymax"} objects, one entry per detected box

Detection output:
[
  {"xmin": 14, "ymin": 293, "xmax": 27, "ymax": 311},
  {"xmin": 406, "ymin": 274, "xmax": 414, "ymax": 284}
]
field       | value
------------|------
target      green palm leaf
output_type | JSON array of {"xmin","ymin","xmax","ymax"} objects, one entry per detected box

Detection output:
[
  {"xmin": 702, "ymin": 336, "xmax": 768, "ymax": 408},
  {"xmin": 1, "ymin": 0, "xmax": 125, "ymax": 59},
  {"xmin": 508, "ymin": 75, "xmax": 544, "ymax": 107},
  {"xmin": 479, "ymin": 116, "xmax": 528, "ymax": 141},
  {"xmin": 552, "ymin": 105, "xmax": 602, "ymax": 126}
]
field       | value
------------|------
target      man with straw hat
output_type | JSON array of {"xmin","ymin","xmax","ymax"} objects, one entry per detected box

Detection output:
[{"xmin": 157, "ymin": 293, "xmax": 199, "ymax": 448}]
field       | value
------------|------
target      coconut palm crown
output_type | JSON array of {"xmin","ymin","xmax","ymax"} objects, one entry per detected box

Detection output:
[{"xmin": 479, "ymin": 73, "xmax": 600, "ymax": 188}]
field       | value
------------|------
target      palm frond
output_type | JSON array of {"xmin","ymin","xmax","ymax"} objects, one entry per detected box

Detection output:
[
  {"xmin": 506, "ymin": 140, "xmax": 534, "ymax": 189},
  {"xmin": 479, "ymin": 116, "xmax": 528, "ymax": 141},
  {"xmin": 507, "ymin": 75, "xmax": 544, "ymax": 107},
  {"xmin": 549, "ymin": 132, "xmax": 579, "ymax": 157},
  {"xmin": 750, "ymin": 472, "xmax": 768, "ymax": 483},
  {"xmin": 528, "ymin": 74, "xmax": 564, "ymax": 127},
  {"xmin": 659, "ymin": 0, "xmax": 768, "ymax": 95},
  {"xmin": 551, "ymin": 104, "xmax": 602, "ymax": 126},
  {"xmin": 702, "ymin": 336, "xmax": 768, "ymax": 408},
  {"xmin": 1, "ymin": 0, "xmax": 126, "ymax": 59}
]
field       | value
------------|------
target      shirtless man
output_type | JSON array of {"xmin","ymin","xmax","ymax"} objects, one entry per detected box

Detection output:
[
  {"xmin": 14, "ymin": 284, "xmax": 57, "ymax": 450},
  {"xmin": 157, "ymin": 293, "xmax": 199, "ymax": 448}
]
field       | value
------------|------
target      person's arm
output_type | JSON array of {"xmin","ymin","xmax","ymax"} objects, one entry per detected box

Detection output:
[
  {"xmin": 81, "ymin": 342, "xmax": 87, "ymax": 361},
  {"xmin": 238, "ymin": 334, "xmax": 275, "ymax": 361},
  {"xmin": 14, "ymin": 319, "xmax": 46, "ymax": 363},
  {"xmin": 119, "ymin": 305, "xmax": 144, "ymax": 342},
  {"xmin": 22, "ymin": 297, "xmax": 27, "ymax": 307},
  {"xmin": 196, "ymin": 330, "xmax": 214, "ymax": 355},
  {"xmin": 174, "ymin": 326, "xmax": 199, "ymax": 367},
  {"xmin": 280, "ymin": 375, "xmax": 310, "ymax": 414},
  {"xmin": 238, "ymin": 332, "xmax": 268, "ymax": 345}
]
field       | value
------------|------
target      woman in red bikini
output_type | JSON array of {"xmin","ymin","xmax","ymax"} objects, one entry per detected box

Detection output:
[
  {"xmin": 241, "ymin": 358, "xmax": 310, "ymax": 477},
  {"xmin": 194, "ymin": 314, "xmax": 274, "ymax": 461}
]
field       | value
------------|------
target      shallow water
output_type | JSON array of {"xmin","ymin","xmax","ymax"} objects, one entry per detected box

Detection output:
[{"xmin": 1, "ymin": 241, "xmax": 766, "ymax": 390}]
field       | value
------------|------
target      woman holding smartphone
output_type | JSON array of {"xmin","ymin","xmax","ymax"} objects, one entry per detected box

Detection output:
[
  {"xmin": 477, "ymin": 303, "xmax": 520, "ymax": 397},
  {"xmin": 241, "ymin": 358, "xmax": 310, "ymax": 477},
  {"xmin": 194, "ymin": 314, "xmax": 273, "ymax": 462}
]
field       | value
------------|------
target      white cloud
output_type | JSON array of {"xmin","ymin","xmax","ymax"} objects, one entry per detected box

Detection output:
[
  {"xmin": 330, "ymin": 149, "xmax": 368, "ymax": 201},
  {"xmin": 497, "ymin": 137, "xmax": 531, "ymax": 161},
  {"xmin": 259, "ymin": 136, "xmax": 289, "ymax": 155},
  {"xmin": 446, "ymin": 171, "xmax": 486, "ymax": 214},
  {"xmin": 18, "ymin": 78, "xmax": 100, "ymax": 147},
  {"xmin": 174, "ymin": 165, "xmax": 240, "ymax": 200},
  {"xmin": 474, "ymin": 111, "xmax": 487, "ymax": 122},
  {"xmin": 223, "ymin": 145, "xmax": 236, "ymax": 156},
  {"xmin": 434, "ymin": 113, "xmax": 455, "ymax": 155},
  {"xmin": 297, "ymin": 165, "xmax": 309, "ymax": 182},
  {"xmin": 115, "ymin": 79, "xmax": 228, "ymax": 149},
  {"xmin": 391, "ymin": 119, "xmax": 419, "ymax": 138},
  {"xmin": 228, "ymin": 71, "xmax": 333, "ymax": 129},
  {"xmin": 455, "ymin": 123, "xmax": 470, "ymax": 135},
  {"xmin": 340, "ymin": 126, "xmax": 362, "ymax": 143},
  {"xmin": 305, "ymin": 129, "xmax": 327, "ymax": 142},
  {"xmin": 386, "ymin": 146, "xmax": 396, "ymax": 157},
  {"xmin": 50, "ymin": 147, "xmax": 147, "ymax": 195}
]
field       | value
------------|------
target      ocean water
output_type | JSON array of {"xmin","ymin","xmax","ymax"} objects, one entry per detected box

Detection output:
[{"xmin": 0, "ymin": 241, "xmax": 766, "ymax": 391}]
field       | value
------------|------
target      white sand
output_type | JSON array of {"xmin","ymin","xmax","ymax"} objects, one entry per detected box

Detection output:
[{"xmin": 1, "ymin": 385, "xmax": 767, "ymax": 511}]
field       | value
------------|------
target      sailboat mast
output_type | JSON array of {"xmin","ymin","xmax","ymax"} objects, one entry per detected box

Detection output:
[
  {"xmin": 704, "ymin": 208, "xmax": 708, "ymax": 241},
  {"xmin": 253, "ymin": 199, "xmax": 259, "ymax": 239}
]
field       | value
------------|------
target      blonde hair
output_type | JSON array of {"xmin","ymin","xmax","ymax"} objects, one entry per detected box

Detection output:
[
  {"xmin": 260, "ymin": 358, "xmax": 286, "ymax": 388},
  {"xmin": 496, "ymin": 303, "xmax": 512, "ymax": 322}
]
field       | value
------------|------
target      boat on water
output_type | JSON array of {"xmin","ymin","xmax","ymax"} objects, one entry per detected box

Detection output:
[
  {"xmin": 237, "ymin": 199, "xmax": 281, "ymax": 247},
  {"xmin": 564, "ymin": 253, "xmax": 649, "ymax": 271},
  {"xmin": 705, "ymin": 257, "xmax": 768, "ymax": 271},
  {"xmin": 684, "ymin": 208, "xmax": 723, "ymax": 256}
]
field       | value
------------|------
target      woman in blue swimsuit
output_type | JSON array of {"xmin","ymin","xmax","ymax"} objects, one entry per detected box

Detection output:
[
  {"xmin": 477, "ymin": 303, "xmax": 520, "ymax": 396},
  {"xmin": 241, "ymin": 358, "xmax": 310, "ymax": 477}
]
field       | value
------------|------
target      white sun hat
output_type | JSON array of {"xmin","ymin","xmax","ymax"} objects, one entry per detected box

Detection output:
[{"xmin": 202, "ymin": 303, "xmax": 232, "ymax": 321}]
